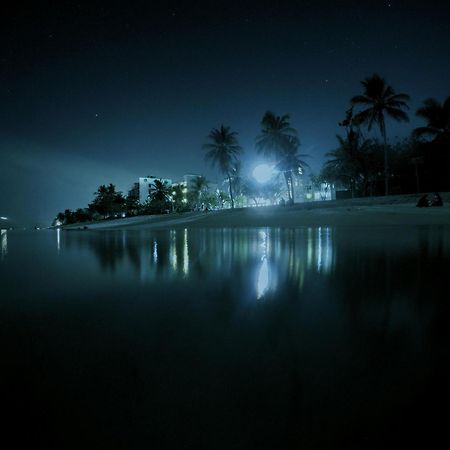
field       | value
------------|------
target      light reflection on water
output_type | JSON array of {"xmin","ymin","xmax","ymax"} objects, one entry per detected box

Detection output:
[
  {"xmin": 1, "ymin": 229, "xmax": 7, "ymax": 259},
  {"xmin": 1, "ymin": 226, "xmax": 450, "ymax": 448},
  {"xmin": 55, "ymin": 227, "xmax": 335, "ymax": 300}
]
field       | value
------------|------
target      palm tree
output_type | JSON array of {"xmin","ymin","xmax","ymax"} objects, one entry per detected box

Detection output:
[
  {"xmin": 191, "ymin": 176, "xmax": 209, "ymax": 209},
  {"xmin": 276, "ymin": 138, "xmax": 310, "ymax": 202},
  {"xmin": 229, "ymin": 160, "xmax": 244, "ymax": 200},
  {"xmin": 323, "ymin": 133, "xmax": 380, "ymax": 197},
  {"xmin": 256, "ymin": 111, "xmax": 298, "ymax": 158},
  {"xmin": 150, "ymin": 179, "xmax": 171, "ymax": 203},
  {"xmin": 414, "ymin": 97, "xmax": 450, "ymax": 143},
  {"xmin": 256, "ymin": 112, "xmax": 305, "ymax": 202},
  {"xmin": 351, "ymin": 73, "xmax": 410, "ymax": 195},
  {"xmin": 203, "ymin": 125, "xmax": 242, "ymax": 208}
]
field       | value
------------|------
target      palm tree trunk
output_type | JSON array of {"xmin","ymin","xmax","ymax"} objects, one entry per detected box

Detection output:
[
  {"xmin": 227, "ymin": 173, "xmax": 235, "ymax": 208},
  {"xmin": 414, "ymin": 161, "xmax": 420, "ymax": 194},
  {"xmin": 290, "ymin": 171, "xmax": 295, "ymax": 203},
  {"xmin": 381, "ymin": 119, "xmax": 389, "ymax": 196},
  {"xmin": 363, "ymin": 176, "xmax": 369, "ymax": 197},
  {"xmin": 284, "ymin": 172, "xmax": 292, "ymax": 202}
]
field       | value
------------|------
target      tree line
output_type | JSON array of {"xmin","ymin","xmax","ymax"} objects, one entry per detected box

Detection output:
[
  {"xmin": 55, "ymin": 73, "xmax": 449, "ymax": 224},
  {"xmin": 54, "ymin": 178, "xmax": 235, "ymax": 226},
  {"xmin": 203, "ymin": 73, "xmax": 449, "ymax": 201}
]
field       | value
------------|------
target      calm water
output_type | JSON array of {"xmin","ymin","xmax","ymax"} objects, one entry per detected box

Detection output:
[{"xmin": 1, "ymin": 226, "xmax": 449, "ymax": 449}]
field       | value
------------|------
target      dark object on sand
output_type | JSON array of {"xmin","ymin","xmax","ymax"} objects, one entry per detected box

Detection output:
[
  {"xmin": 416, "ymin": 194, "xmax": 429, "ymax": 208},
  {"xmin": 430, "ymin": 192, "xmax": 443, "ymax": 207}
]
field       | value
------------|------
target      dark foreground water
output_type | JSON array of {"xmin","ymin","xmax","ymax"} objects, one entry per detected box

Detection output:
[{"xmin": 1, "ymin": 226, "xmax": 449, "ymax": 449}]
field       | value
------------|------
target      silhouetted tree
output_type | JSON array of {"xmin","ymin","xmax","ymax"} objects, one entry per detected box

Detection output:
[
  {"xmin": 351, "ymin": 73, "xmax": 410, "ymax": 195},
  {"xmin": 148, "ymin": 179, "xmax": 171, "ymax": 213},
  {"xmin": 256, "ymin": 111, "xmax": 297, "ymax": 157},
  {"xmin": 203, "ymin": 125, "xmax": 243, "ymax": 208},
  {"xmin": 56, "ymin": 212, "xmax": 65, "ymax": 224},
  {"xmin": 322, "ymin": 133, "xmax": 382, "ymax": 197},
  {"xmin": 63, "ymin": 209, "xmax": 76, "ymax": 224},
  {"xmin": 275, "ymin": 137, "xmax": 309, "ymax": 202},
  {"xmin": 190, "ymin": 176, "xmax": 209, "ymax": 209},
  {"xmin": 75, "ymin": 208, "xmax": 91, "ymax": 222},
  {"xmin": 413, "ymin": 97, "xmax": 450, "ymax": 143},
  {"xmin": 125, "ymin": 183, "xmax": 140, "ymax": 215},
  {"xmin": 170, "ymin": 184, "xmax": 189, "ymax": 212},
  {"xmin": 242, "ymin": 177, "xmax": 282, "ymax": 206},
  {"xmin": 256, "ymin": 112, "xmax": 306, "ymax": 202},
  {"xmin": 89, "ymin": 184, "xmax": 125, "ymax": 218}
]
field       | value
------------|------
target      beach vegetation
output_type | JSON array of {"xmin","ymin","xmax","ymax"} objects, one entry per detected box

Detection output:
[
  {"xmin": 351, "ymin": 73, "xmax": 410, "ymax": 195},
  {"xmin": 203, "ymin": 125, "xmax": 243, "ymax": 208}
]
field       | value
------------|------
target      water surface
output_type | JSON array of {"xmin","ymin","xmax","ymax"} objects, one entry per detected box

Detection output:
[{"xmin": 1, "ymin": 226, "xmax": 449, "ymax": 449}]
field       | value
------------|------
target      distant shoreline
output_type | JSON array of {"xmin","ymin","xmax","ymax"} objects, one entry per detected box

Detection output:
[{"xmin": 62, "ymin": 193, "xmax": 450, "ymax": 230}]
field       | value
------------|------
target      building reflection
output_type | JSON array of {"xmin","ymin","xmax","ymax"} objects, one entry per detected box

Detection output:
[
  {"xmin": 62, "ymin": 227, "xmax": 335, "ymax": 300},
  {"xmin": 56, "ymin": 228, "xmax": 61, "ymax": 253},
  {"xmin": 1, "ymin": 229, "xmax": 7, "ymax": 260}
]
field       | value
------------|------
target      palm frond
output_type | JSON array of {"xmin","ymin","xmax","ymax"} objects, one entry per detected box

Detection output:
[
  {"xmin": 412, "ymin": 126, "xmax": 439, "ymax": 138},
  {"xmin": 385, "ymin": 107, "xmax": 409, "ymax": 122},
  {"xmin": 353, "ymin": 108, "xmax": 375, "ymax": 129},
  {"xmin": 351, "ymin": 95, "xmax": 374, "ymax": 106},
  {"xmin": 389, "ymin": 93, "xmax": 411, "ymax": 102}
]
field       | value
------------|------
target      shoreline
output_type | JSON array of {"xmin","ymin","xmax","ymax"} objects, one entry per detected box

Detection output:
[{"xmin": 62, "ymin": 195, "xmax": 450, "ymax": 230}]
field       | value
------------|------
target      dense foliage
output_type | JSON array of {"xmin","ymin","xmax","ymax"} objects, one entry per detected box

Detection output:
[{"xmin": 54, "ymin": 76, "xmax": 449, "ymax": 225}]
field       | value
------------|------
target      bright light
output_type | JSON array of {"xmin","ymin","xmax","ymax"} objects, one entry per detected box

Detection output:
[
  {"xmin": 0, "ymin": 217, "xmax": 7, "ymax": 220},
  {"xmin": 256, "ymin": 257, "xmax": 269, "ymax": 299},
  {"xmin": 253, "ymin": 164, "xmax": 273, "ymax": 183}
]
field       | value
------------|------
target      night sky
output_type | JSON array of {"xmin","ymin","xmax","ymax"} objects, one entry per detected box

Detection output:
[{"xmin": 1, "ymin": 0, "xmax": 449, "ymax": 225}]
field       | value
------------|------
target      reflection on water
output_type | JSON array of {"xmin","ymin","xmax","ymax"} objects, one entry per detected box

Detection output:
[
  {"xmin": 256, "ymin": 230, "xmax": 270, "ymax": 299},
  {"xmin": 1, "ymin": 226, "xmax": 450, "ymax": 449},
  {"xmin": 56, "ymin": 227, "xmax": 60, "ymax": 252},
  {"xmin": 1, "ymin": 229, "xmax": 7, "ymax": 259},
  {"xmin": 59, "ymin": 227, "xmax": 335, "ymax": 300}
]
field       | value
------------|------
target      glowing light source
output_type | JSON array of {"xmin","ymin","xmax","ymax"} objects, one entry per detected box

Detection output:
[{"xmin": 252, "ymin": 164, "xmax": 273, "ymax": 183}]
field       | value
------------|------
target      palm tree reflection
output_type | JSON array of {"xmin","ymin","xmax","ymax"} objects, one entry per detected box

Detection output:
[
  {"xmin": 1, "ymin": 229, "xmax": 7, "ymax": 260},
  {"xmin": 63, "ymin": 227, "xmax": 335, "ymax": 298}
]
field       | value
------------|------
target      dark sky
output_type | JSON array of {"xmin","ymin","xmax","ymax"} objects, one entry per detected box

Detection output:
[{"xmin": 1, "ymin": 0, "xmax": 449, "ymax": 225}]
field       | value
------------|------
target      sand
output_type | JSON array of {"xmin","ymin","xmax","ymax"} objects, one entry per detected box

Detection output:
[{"xmin": 64, "ymin": 197, "xmax": 450, "ymax": 230}]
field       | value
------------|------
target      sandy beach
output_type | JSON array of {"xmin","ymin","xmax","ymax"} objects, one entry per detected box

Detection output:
[{"xmin": 64, "ymin": 194, "xmax": 450, "ymax": 230}]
